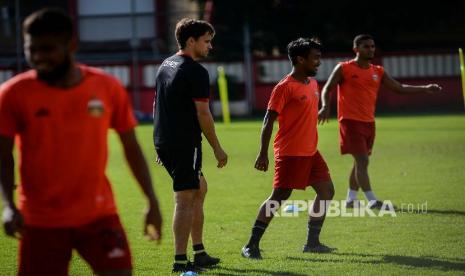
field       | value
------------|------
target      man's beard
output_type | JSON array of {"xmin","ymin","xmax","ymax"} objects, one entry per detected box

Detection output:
[
  {"xmin": 36, "ymin": 57, "xmax": 72, "ymax": 83},
  {"xmin": 307, "ymin": 69, "xmax": 317, "ymax": 77},
  {"xmin": 364, "ymin": 54, "xmax": 374, "ymax": 61}
]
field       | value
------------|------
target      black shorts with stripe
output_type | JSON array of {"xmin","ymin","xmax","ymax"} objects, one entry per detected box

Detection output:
[{"xmin": 156, "ymin": 145, "xmax": 202, "ymax": 191}]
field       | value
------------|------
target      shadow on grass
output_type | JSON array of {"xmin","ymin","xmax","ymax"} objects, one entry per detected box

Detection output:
[
  {"xmin": 383, "ymin": 255, "xmax": 465, "ymax": 271},
  {"xmin": 397, "ymin": 209, "xmax": 465, "ymax": 216},
  {"xmin": 287, "ymin": 252, "xmax": 465, "ymax": 272},
  {"xmin": 423, "ymin": 209, "xmax": 465, "ymax": 216},
  {"xmin": 210, "ymin": 266, "xmax": 307, "ymax": 276},
  {"xmin": 286, "ymin": 255, "xmax": 382, "ymax": 265}
]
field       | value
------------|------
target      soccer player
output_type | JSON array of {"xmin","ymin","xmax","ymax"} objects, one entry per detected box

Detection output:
[
  {"xmin": 241, "ymin": 38, "xmax": 335, "ymax": 259},
  {"xmin": 153, "ymin": 18, "xmax": 228, "ymax": 272},
  {"xmin": 0, "ymin": 8, "xmax": 162, "ymax": 276},
  {"xmin": 318, "ymin": 34, "xmax": 442, "ymax": 208}
]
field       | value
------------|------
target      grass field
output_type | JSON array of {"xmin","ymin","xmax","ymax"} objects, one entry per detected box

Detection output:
[{"xmin": 1, "ymin": 114, "xmax": 465, "ymax": 275}]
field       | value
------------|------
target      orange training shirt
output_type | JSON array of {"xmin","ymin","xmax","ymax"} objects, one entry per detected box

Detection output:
[
  {"xmin": 0, "ymin": 65, "xmax": 137, "ymax": 227},
  {"xmin": 268, "ymin": 75, "xmax": 319, "ymax": 157},
  {"xmin": 337, "ymin": 59, "xmax": 384, "ymax": 122}
]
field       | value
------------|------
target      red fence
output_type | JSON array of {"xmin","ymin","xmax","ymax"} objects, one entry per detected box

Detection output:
[{"xmin": 1, "ymin": 51, "xmax": 462, "ymax": 116}]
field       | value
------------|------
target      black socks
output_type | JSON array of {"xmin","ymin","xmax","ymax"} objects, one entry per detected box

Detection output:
[
  {"xmin": 174, "ymin": 254, "xmax": 188, "ymax": 264},
  {"xmin": 193, "ymin": 243, "xmax": 207, "ymax": 256},
  {"xmin": 247, "ymin": 220, "xmax": 269, "ymax": 247},
  {"xmin": 306, "ymin": 219, "xmax": 324, "ymax": 247}
]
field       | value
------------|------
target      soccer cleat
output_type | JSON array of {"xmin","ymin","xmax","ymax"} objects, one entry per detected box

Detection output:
[
  {"xmin": 368, "ymin": 200, "xmax": 396, "ymax": 210},
  {"xmin": 241, "ymin": 245, "xmax": 262, "ymax": 259},
  {"xmin": 193, "ymin": 253, "xmax": 220, "ymax": 267},
  {"xmin": 368, "ymin": 200, "xmax": 383, "ymax": 209},
  {"xmin": 172, "ymin": 261, "xmax": 205, "ymax": 273},
  {"xmin": 345, "ymin": 200, "xmax": 360, "ymax": 208},
  {"xmin": 303, "ymin": 243, "xmax": 336, "ymax": 253}
]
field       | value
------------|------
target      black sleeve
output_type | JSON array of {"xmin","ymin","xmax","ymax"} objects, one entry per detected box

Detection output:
[{"xmin": 189, "ymin": 65, "xmax": 210, "ymax": 100}]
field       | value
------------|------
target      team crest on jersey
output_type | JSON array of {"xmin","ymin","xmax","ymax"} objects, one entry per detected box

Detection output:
[
  {"xmin": 372, "ymin": 74, "xmax": 379, "ymax": 81},
  {"xmin": 87, "ymin": 97, "xmax": 104, "ymax": 117}
]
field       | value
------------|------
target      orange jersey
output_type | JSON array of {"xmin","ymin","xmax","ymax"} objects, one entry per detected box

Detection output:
[
  {"xmin": 0, "ymin": 65, "xmax": 137, "ymax": 227},
  {"xmin": 337, "ymin": 60, "xmax": 384, "ymax": 122},
  {"xmin": 268, "ymin": 75, "xmax": 319, "ymax": 157}
]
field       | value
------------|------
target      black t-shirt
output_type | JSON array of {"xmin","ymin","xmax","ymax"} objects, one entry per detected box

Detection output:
[{"xmin": 153, "ymin": 54, "xmax": 210, "ymax": 149}]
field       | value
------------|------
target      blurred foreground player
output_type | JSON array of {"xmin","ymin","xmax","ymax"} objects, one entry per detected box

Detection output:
[{"xmin": 0, "ymin": 8, "xmax": 162, "ymax": 276}]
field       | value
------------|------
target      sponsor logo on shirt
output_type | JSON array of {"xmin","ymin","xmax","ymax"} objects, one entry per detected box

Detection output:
[
  {"xmin": 372, "ymin": 74, "xmax": 379, "ymax": 81},
  {"xmin": 162, "ymin": 60, "xmax": 180, "ymax": 69},
  {"xmin": 87, "ymin": 98, "xmax": 104, "ymax": 117}
]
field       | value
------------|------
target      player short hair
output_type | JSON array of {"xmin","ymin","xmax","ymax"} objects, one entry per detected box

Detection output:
[
  {"xmin": 353, "ymin": 34, "xmax": 374, "ymax": 48},
  {"xmin": 287, "ymin": 37, "xmax": 322, "ymax": 65},
  {"xmin": 23, "ymin": 8, "xmax": 73, "ymax": 42},
  {"xmin": 175, "ymin": 18, "xmax": 215, "ymax": 50}
]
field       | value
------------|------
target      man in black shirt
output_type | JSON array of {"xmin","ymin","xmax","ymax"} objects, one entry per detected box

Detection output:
[{"xmin": 153, "ymin": 18, "xmax": 228, "ymax": 273}]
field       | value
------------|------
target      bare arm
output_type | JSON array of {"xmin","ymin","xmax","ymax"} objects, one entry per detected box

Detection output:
[
  {"xmin": 381, "ymin": 72, "xmax": 442, "ymax": 94},
  {"xmin": 194, "ymin": 101, "xmax": 228, "ymax": 168},
  {"xmin": 118, "ymin": 129, "xmax": 162, "ymax": 241},
  {"xmin": 0, "ymin": 135, "xmax": 23, "ymax": 238},
  {"xmin": 254, "ymin": 110, "xmax": 278, "ymax": 172},
  {"xmin": 318, "ymin": 64, "xmax": 343, "ymax": 124}
]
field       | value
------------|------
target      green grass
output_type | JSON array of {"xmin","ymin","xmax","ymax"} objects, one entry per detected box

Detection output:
[{"xmin": 1, "ymin": 114, "xmax": 465, "ymax": 275}]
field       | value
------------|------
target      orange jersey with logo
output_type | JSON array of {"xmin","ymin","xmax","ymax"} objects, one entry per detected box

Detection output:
[
  {"xmin": 337, "ymin": 60, "xmax": 384, "ymax": 122},
  {"xmin": 0, "ymin": 65, "xmax": 137, "ymax": 227},
  {"xmin": 268, "ymin": 75, "xmax": 319, "ymax": 157}
]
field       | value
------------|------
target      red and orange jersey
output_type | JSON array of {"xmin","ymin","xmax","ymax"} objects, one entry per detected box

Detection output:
[
  {"xmin": 0, "ymin": 65, "xmax": 137, "ymax": 227},
  {"xmin": 268, "ymin": 75, "xmax": 320, "ymax": 157},
  {"xmin": 337, "ymin": 59, "xmax": 384, "ymax": 122}
]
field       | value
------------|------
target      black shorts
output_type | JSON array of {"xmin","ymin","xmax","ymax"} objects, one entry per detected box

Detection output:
[{"xmin": 156, "ymin": 146, "xmax": 202, "ymax": 191}]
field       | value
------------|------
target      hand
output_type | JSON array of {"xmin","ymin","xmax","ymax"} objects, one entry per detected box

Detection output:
[
  {"xmin": 2, "ymin": 206, "xmax": 24, "ymax": 239},
  {"xmin": 143, "ymin": 202, "xmax": 162, "ymax": 243},
  {"xmin": 318, "ymin": 105, "xmax": 330, "ymax": 125},
  {"xmin": 254, "ymin": 152, "xmax": 269, "ymax": 171},
  {"xmin": 425, "ymin": 84, "xmax": 443, "ymax": 94},
  {"xmin": 214, "ymin": 147, "xmax": 228, "ymax": 168}
]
